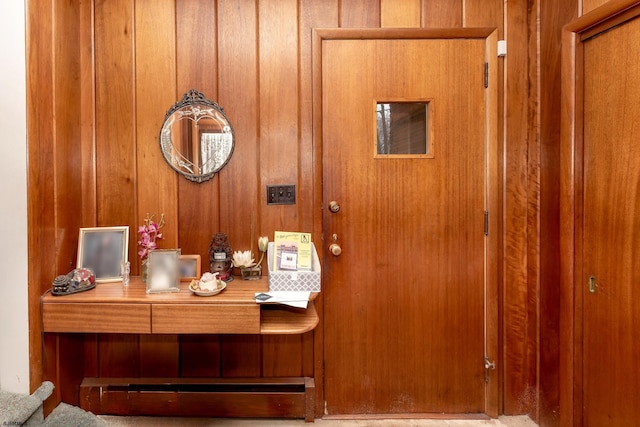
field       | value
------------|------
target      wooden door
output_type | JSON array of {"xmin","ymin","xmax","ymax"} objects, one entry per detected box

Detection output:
[
  {"xmin": 319, "ymin": 30, "xmax": 498, "ymax": 415},
  {"xmin": 581, "ymin": 15, "xmax": 640, "ymax": 426}
]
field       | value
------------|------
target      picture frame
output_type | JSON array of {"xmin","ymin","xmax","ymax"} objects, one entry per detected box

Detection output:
[
  {"xmin": 77, "ymin": 226, "xmax": 129, "ymax": 283},
  {"xmin": 146, "ymin": 249, "xmax": 181, "ymax": 293},
  {"xmin": 178, "ymin": 254, "xmax": 201, "ymax": 282}
]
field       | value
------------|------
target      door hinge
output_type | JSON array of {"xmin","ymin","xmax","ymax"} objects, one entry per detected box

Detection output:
[
  {"xmin": 484, "ymin": 63, "xmax": 489, "ymax": 88},
  {"xmin": 484, "ymin": 211, "xmax": 489, "ymax": 235},
  {"xmin": 484, "ymin": 356, "xmax": 496, "ymax": 383}
]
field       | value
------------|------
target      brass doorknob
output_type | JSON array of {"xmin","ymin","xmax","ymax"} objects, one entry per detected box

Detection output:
[
  {"xmin": 329, "ymin": 243, "xmax": 342, "ymax": 256},
  {"xmin": 328, "ymin": 201, "xmax": 341, "ymax": 213}
]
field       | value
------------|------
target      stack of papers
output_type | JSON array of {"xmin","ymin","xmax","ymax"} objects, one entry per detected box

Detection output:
[{"xmin": 255, "ymin": 291, "xmax": 311, "ymax": 309}]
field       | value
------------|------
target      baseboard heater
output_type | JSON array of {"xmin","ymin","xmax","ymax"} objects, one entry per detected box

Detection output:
[{"xmin": 79, "ymin": 377, "xmax": 315, "ymax": 422}]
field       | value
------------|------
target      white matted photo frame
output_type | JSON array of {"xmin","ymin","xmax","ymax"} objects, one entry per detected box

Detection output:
[
  {"xmin": 178, "ymin": 254, "xmax": 201, "ymax": 282},
  {"xmin": 147, "ymin": 249, "xmax": 181, "ymax": 293},
  {"xmin": 77, "ymin": 226, "xmax": 130, "ymax": 283}
]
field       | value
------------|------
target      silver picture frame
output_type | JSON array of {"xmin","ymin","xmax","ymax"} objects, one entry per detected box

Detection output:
[
  {"xmin": 77, "ymin": 226, "xmax": 130, "ymax": 283},
  {"xmin": 146, "ymin": 249, "xmax": 181, "ymax": 293}
]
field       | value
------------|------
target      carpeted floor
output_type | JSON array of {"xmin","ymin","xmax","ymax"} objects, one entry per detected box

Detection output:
[{"xmin": 99, "ymin": 415, "xmax": 537, "ymax": 426}]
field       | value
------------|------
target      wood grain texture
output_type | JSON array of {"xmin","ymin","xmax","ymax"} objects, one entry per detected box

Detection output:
[
  {"xmin": 422, "ymin": 0, "xmax": 463, "ymax": 27},
  {"xmin": 217, "ymin": 0, "xmax": 258, "ymax": 252},
  {"xmin": 139, "ymin": 334, "xmax": 180, "ymax": 377},
  {"xmin": 98, "ymin": 334, "xmax": 140, "ymax": 378},
  {"xmin": 176, "ymin": 0, "xmax": 220, "ymax": 270},
  {"xmin": 582, "ymin": 0, "xmax": 610, "ymax": 14},
  {"xmin": 53, "ymin": 0, "xmax": 84, "ymax": 275},
  {"xmin": 94, "ymin": 0, "xmax": 137, "ymax": 259},
  {"xmin": 560, "ymin": 3, "xmax": 640, "ymax": 426},
  {"xmin": 340, "ymin": 0, "xmax": 381, "ymax": 27},
  {"xmin": 179, "ymin": 335, "xmax": 222, "ymax": 377},
  {"xmin": 80, "ymin": 0, "xmax": 97, "ymax": 228},
  {"xmin": 322, "ymin": 36, "xmax": 489, "ymax": 414},
  {"xmin": 582, "ymin": 15, "xmax": 640, "ymax": 425},
  {"xmin": 26, "ymin": 0, "xmax": 56, "ymax": 395},
  {"xmin": 153, "ymin": 304, "xmax": 261, "ymax": 334},
  {"xmin": 501, "ymin": 0, "xmax": 536, "ymax": 416},
  {"xmin": 299, "ymin": 2, "xmax": 338, "ymax": 414},
  {"xmin": 538, "ymin": 1, "xmax": 578, "ymax": 425},
  {"xmin": 134, "ymin": 0, "xmax": 181, "ymax": 380},
  {"xmin": 135, "ymin": 0, "xmax": 178, "ymax": 248},
  {"xmin": 25, "ymin": 0, "xmax": 552, "ymax": 421},
  {"xmin": 258, "ymin": 0, "xmax": 300, "ymax": 234},
  {"xmin": 381, "ymin": 0, "xmax": 421, "ymax": 27},
  {"xmin": 257, "ymin": 0, "xmax": 306, "ymax": 382},
  {"xmin": 261, "ymin": 304, "xmax": 319, "ymax": 334},
  {"xmin": 43, "ymin": 303, "xmax": 151, "ymax": 333}
]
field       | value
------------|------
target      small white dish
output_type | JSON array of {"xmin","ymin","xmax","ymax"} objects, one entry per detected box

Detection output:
[{"xmin": 189, "ymin": 279, "xmax": 226, "ymax": 296}]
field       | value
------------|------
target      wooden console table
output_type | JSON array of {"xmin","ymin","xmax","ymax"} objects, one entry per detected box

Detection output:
[
  {"xmin": 41, "ymin": 277, "xmax": 319, "ymax": 422},
  {"xmin": 42, "ymin": 276, "xmax": 318, "ymax": 335}
]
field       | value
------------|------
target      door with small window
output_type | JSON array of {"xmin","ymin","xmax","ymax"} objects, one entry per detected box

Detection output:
[{"xmin": 318, "ymin": 30, "xmax": 499, "ymax": 416}]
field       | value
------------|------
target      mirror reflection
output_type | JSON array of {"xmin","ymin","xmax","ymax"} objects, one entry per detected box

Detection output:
[{"xmin": 160, "ymin": 89, "xmax": 235, "ymax": 183}]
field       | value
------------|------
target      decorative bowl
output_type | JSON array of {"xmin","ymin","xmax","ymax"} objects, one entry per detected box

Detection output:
[{"xmin": 188, "ymin": 279, "xmax": 226, "ymax": 296}]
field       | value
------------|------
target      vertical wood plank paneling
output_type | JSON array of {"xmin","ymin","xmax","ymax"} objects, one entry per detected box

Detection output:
[
  {"xmin": 135, "ymin": 0, "xmax": 180, "ymax": 379},
  {"xmin": 258, "ymin": 0, "xmax": 300, "ymax": 234},
  {"xmin": 422, "ymin": 0, "xmax": 463, "ymax": 27},
  {"xmin": 262, "ymin": 337, "xmax": 303, "ymax": 377},
  {"xmin": 525, "ymin": 2, "xmax": 541, "ymax": 421},
  {"xmin": 26, "ymin": 0, "xmax": 564, "ymax": 421},
  {"xmin": 176, "ymin": 0, "xmax": 220, "ymax": 271},
  {"xmin": 139, "ymin": 335, "xmax": 180, "ymax": 377},
  {"xmin": 218, "ymin": 0, "xmax": 257, "ymax": 250},
  {"xmin": 217, "ymin": 0, "xmax": 261, "ymax": 378},
  {"xmin": 180, "ymin": 335, "xmax": 221, "ymax": 378},
  {"xmin": 381, "ymin": 0, "xmax": 421, "ymax": 27},
  {"xmin": 499, "ymin": 0, "xmax": 537, "ymax": 415},
  {"xmin": 80, "ymin": 0, "xmax": 99, "ymax": 379},
  {"xmin": 94, "ymin": 0, "xmax": 139, "ymax": 378},
  {"xmin": 299, "ymin": 0, "xmax": 339, "ymax": 414},
  {"xmin": 54, "ymin": 0, "xmax": 84, "ymax": 275},
  {"xmin": 51, "ymin": 1, "xmax": 89, "ymax": 405},
  {"xmin": 94, "ymin": 0, "xmax": 137, "ymax": 238},
  {"xmin": 299, "ymin": 0, "xmax": 338, "ymax": 232},
  {"xmin": 98, "ymin": 334, "xmax": 139, "ymax": 378},
  {"xmin": 27, "ymin": 0, "xmax": 56, "ymax": 398},
  {"xmin": 135, "ymin": 0, "xmax": 178, "ymax": 249},
  {"xmin": 220, "ymin": 336, "xmax": 261, "ymax": 377},
  {"xmin": 84, "ymin": 334, "xmax": 99, "ymax": 378},
  {"xmin": 258, "ymin": 0, "xmax": 305, "ymax": 377},
  {"xmin": 539, "ymin": 1, "xmax": 579, "ymax": 425},
  {"xmin": 340, "ymin": 0, "xmax": 381, "ymax": 27},
  {"xmin": 80, "ymin": 0, "xmax": 97, "ymax": 227}
]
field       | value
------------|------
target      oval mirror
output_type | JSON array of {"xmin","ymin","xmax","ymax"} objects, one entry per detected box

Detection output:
[{"xmin": 159, "ymin": 89, "xmax": 235, "ymax": 183}]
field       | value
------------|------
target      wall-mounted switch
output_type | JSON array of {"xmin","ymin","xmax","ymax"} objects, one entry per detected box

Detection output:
[{"xmin": 267, "ymin": 185, "xmax": 296, "ymax": 205}]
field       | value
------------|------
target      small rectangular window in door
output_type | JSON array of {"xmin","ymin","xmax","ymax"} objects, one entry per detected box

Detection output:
[{"xmin": 375, "ymin": 101, "xmax": 433, "ymax": 158}]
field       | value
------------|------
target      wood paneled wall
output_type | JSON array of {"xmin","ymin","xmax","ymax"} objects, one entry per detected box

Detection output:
[{"xmin": 25, "ymin": 0, "xmax": 573, "ymax": 424}]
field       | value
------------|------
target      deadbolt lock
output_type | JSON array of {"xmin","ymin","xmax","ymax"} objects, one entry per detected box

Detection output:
[{"xmin": 328, "ymin": 201, "xmax": 341, "ymax": 213}]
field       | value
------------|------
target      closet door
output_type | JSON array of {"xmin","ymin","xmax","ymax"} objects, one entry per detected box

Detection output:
[
  {"xmin": 563, "ymin": 6, "xmax": 640, "ymax": 425},
  {"xmin": 581, "ymin": 15, "xmax": 640, "ymax": 426}
]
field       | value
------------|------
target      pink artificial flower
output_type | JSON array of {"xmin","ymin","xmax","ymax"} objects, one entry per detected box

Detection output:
[
  {"xmin": 138, "ymin": 247, "xmax": 148, "ymax": 259},
  {"xmin": 137, "ymin": 213, "xmax": 166, "ymax": 261}
]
